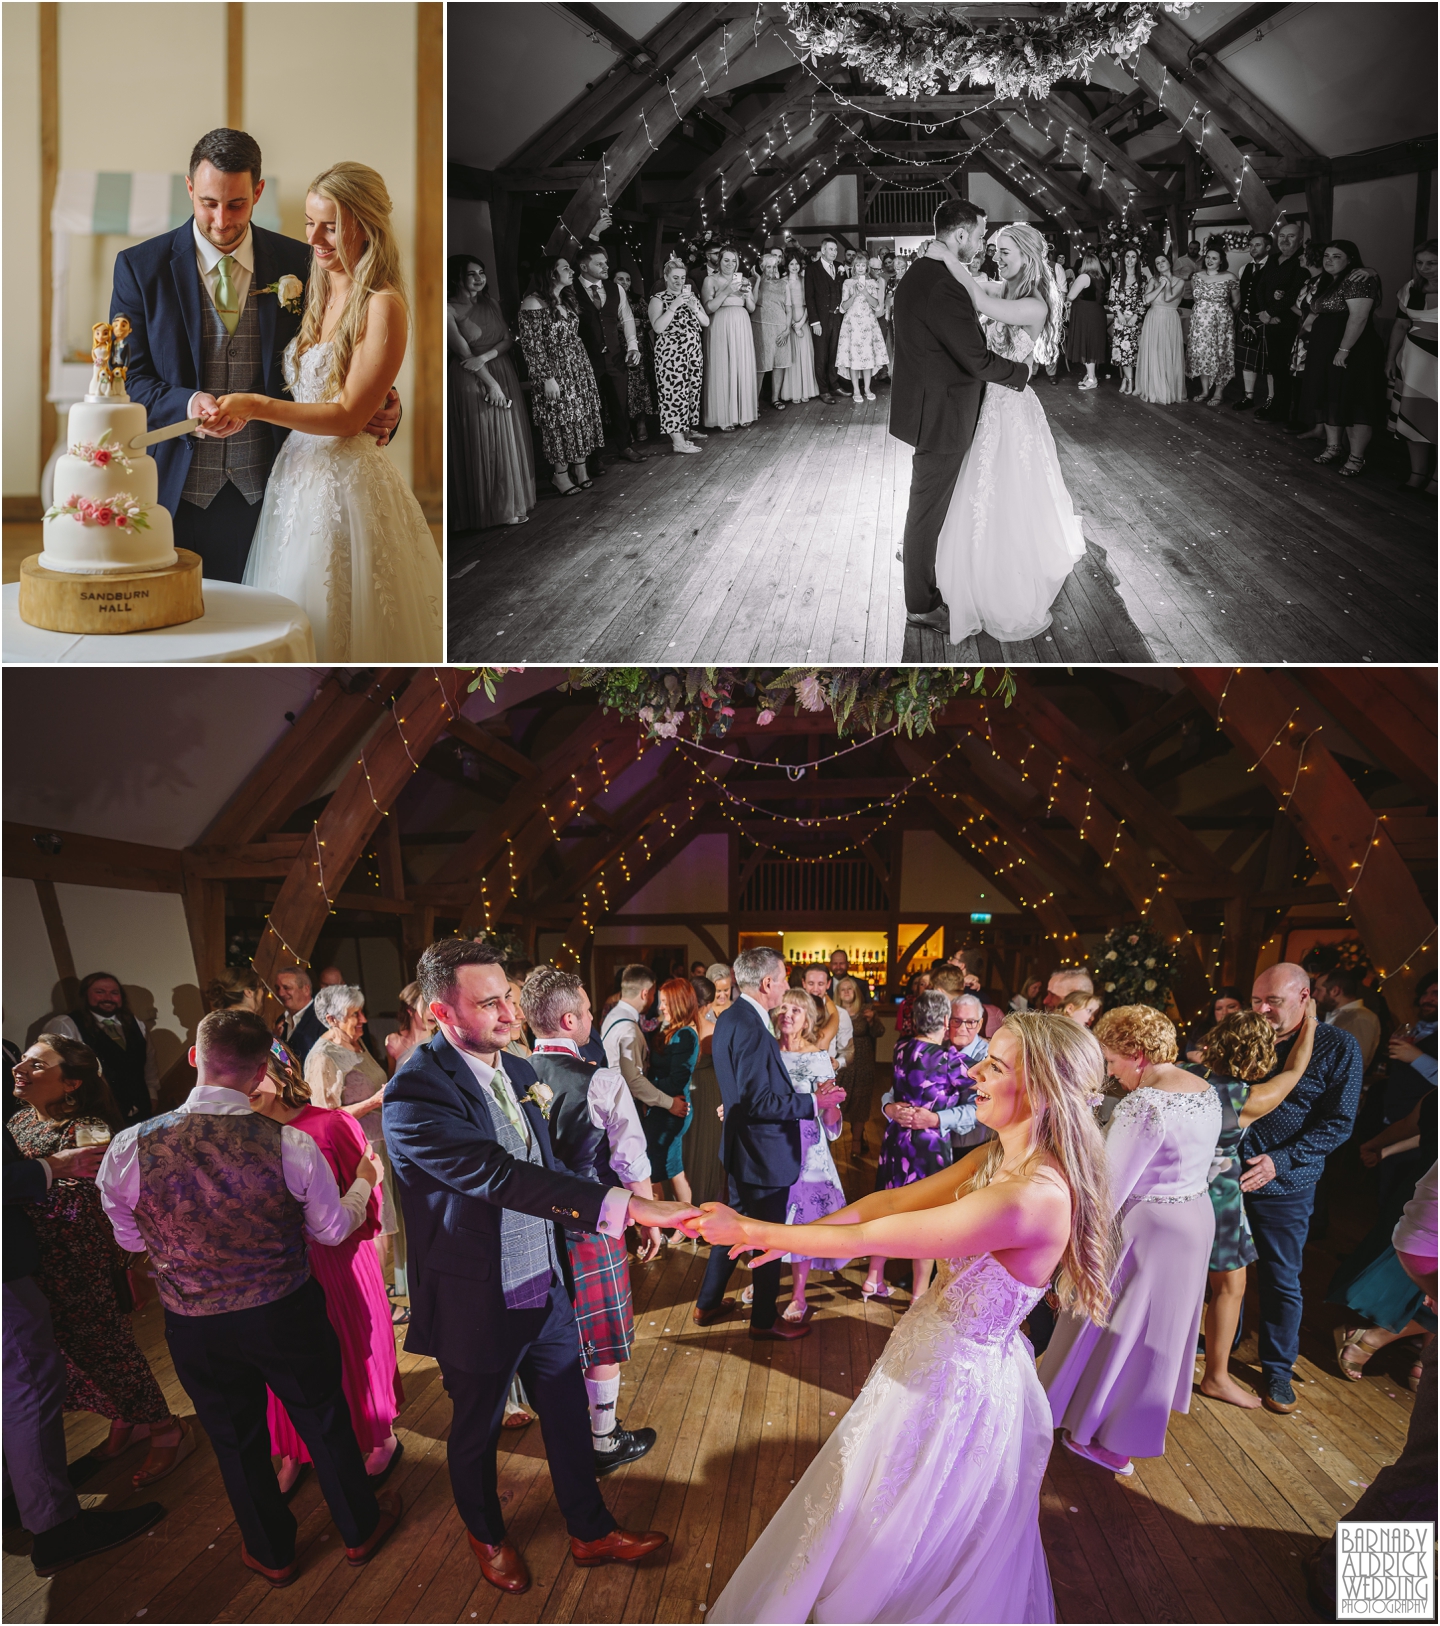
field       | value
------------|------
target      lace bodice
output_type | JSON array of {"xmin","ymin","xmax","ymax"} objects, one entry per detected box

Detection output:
[
  {"xmin": 923, "ymin": 1252, "xmax": 1047, "ymax": 1345},
  {"xmin": 981, "ymin": 313, "xmax": 1036, "ymax": 364},
  {"xmin": 285, "ymin": 337, "xmax": 342, "ymax": 411}
]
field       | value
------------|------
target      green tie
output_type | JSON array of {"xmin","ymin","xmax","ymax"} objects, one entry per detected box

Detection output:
[
  {"xmin": 214, "ymin": 255, "xmax": 239, "ymax": 334},
  {"xmin": 488, "ymin": 1067, "xmax": 528, "ymax": 1140}
]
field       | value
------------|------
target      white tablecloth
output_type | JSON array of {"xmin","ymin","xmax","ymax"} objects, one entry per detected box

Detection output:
[{"xmin": 3, "ymin": 581, "xmax": 315, "ymax": 663}]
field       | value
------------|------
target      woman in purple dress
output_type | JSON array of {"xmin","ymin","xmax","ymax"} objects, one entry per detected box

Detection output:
[{"xmin": 862, "ymin": 990, "xmax": 965, "ymax": 1304}]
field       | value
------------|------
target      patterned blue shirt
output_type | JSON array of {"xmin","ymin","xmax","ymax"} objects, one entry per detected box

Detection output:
[{"xmin": 1240, "ymin": 1021, "xmax": 1362, "ymax": 1196}]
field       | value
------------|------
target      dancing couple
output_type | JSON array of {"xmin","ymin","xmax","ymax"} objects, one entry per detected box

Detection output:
[
  {"xmin": 111, "ymin": 126, "xmax": 441, "ymax": 659},
  {"xmin": 685, "ymin": 1010, "xmax": 1115, "ymax": 1623},
  {"xmin": 892, "ymin": 199, "xmax": 1085, "ymax": 645}
]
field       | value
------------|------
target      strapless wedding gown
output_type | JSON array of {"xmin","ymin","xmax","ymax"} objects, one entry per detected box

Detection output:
[
  {"xmin": 243, "ymin": 338, "xmax": 443, "ymax": 660},
  {"xmin": 709, "ymin": 1252, "xmax": 1055, "ymax": 1624},
  {"xmin": 934, "ymin": 318, "xmax": 1085, "ymax": 644}
]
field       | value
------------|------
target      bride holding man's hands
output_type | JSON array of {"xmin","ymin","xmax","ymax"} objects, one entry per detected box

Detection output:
[{"xmin": 682, "ymin": 1013, "xmax": 1115, "ymax": 1625}]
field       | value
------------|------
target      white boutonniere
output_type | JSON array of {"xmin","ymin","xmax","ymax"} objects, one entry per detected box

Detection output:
[
  {"xmin": 522, "ymin": 1082, "xmax": 554, "ymax": 1118},
  {"xmin": 258, "ymin": 273, "xmax": 305, "ymax": 316}
]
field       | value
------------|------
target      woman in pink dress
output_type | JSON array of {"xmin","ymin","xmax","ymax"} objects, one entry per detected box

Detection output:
[{"xmin": 250, "ymin": 1041, "xmax": 404, "ymax": 1495}]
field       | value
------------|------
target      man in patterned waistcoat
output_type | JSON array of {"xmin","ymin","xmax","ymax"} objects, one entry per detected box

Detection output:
[
  {"xmin": 97, "ymin": 1010, "xmax": 401, "ymax": 1588},
  {"xmin": 385, "ymin": 940, "xmax": 692, "ymax": 1598},
  {"xmin": 111, "ymin": 127, "xmax": 401, "ymax": 583}
]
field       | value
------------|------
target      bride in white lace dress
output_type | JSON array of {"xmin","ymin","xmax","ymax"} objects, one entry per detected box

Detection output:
[
  {"xmin": 215, "ymin": 162, "xmax": 442, "ymax": 660},
  {"xmin": 929, "ymin": 224, "xmax": 1086, "ymax": 645},
  {"xmin": 685, "ymin": 1013, "xmax": 1116, "ymax": 1624}
]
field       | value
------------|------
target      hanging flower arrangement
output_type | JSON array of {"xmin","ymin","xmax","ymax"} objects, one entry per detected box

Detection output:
[
  {"xmin": 562, "ymin": 666, "xmax": 1015, "ymax": 742},
  {"xmin": 782, "ymin": 2, "xmax": 1192, "ymax": 101},
  {"xmin": 1093, "ymin": 923, "xmax": 1177, "ymax": 1011}
]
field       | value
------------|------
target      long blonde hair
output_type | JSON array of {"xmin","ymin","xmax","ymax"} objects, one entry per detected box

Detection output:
[
  {"xmin": 297, "ymin": 162, "xmax": 409, "ymax": 402},
  {"xmin": 965, "ymin": 1012, "xmax": 1115, "ymax": 1324},
  {"xmin": 993, "ymin": 222, "xmax": 1062, "ymax": 366}
]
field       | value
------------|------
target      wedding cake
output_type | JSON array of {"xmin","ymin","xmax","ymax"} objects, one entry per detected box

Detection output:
[{"xmin": 39, "ymin": 396, "xmax": 178, "ymax": 575}]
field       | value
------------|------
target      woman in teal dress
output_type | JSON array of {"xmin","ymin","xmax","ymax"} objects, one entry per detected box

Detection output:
[
  {"xmin": 645, "ymin": 976, "xmax": 700, "ymax": 1206},
  {"xmin": 1186, "ymin": 1008, "xmax": 1315, "ymax": 1408}
]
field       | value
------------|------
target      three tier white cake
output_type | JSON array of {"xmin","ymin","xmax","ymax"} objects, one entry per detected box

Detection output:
[{"xmin": 40, "ymin": 395, "xmax": 178, "ymax": 575}]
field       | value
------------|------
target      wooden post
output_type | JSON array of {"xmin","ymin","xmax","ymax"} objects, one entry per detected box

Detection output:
[
  {"xmin": 226, "ymin": 3, "xmax": 244, "ymax": 128},
  {"xmin": 181, "ymin": 873, "xmax": 227, "ymax": 993},
  {"xmin": 39, "ymin": 3, "xmax": 58, "ymax": 488},
  {"xmin": 34, "ymin": 879, "xmax": 79, "ymax": 1009},
  {"xmin": 1305, "ymin": 171, "xmax": 1333, "ymax": 244},
  {"xmin": 413, "ymin": 1, "xmax": 443, "ymax": 518}
]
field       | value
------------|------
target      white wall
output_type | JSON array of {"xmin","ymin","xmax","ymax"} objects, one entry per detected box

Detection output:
[
  {"xmin": 3, "ymin": 879, "xmax": 58, "ymax": 1049},
  {"xmin": 2, "ymin": 4, "xmax": 42, "ymax": 498},
  {"xmin": 967, "ymin": 171, "xmax": 1037, "ymax": 225},
  {"xmin": 899, "ymin": 830, "xmax": 1020, "ymax": 915},
  {"xmin": 786, "ymin": 174, "xmax": 859, "ymax": 231},
  {"xmin": 618, "ymin": 831, "xmax": 728, "ymax": 914},
  {"xmin": 1333, "ymin": 174, "xmax": 1428, "ymax": 324}
]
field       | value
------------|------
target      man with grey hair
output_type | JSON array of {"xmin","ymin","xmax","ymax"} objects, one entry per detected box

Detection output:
[
  {"xmin": 274, "ymin": 967, "xmax": 323, "ymax": 1064},
  {"xmin": 692, "ymin": 948, "xmax": 845, "ymax": 1340},
  {"xmin": 1243, "ymin": 961, "xmax": 1362, "ymax": 1414},
  {"xmin": 1044, "ymin": 966, "xmax": 1093, "ymax": 1010}
]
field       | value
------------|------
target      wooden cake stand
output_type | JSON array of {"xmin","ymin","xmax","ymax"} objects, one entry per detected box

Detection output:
[{"xmin": 18, "ymin": 549, "xmax": 204, "ymax": 634}]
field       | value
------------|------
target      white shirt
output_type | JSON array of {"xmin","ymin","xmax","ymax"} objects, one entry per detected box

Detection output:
[
  {"xmin": 1326, "ymin": 999, "xmax": 1381, "ymax": 1070},
  {"xmin": 453, "ymin": 1047, "xmax": 632, "ymax": 1239},
  {"xmin": 1393, "ymin": 1161, "xmax": 1437, "ymax": 1258},
  {"xmin": 740, "ymin": 991, "xmax": 773, "ymax": 1026},
  {"xmin": 48, "ymin": 1012, "xmax": 159, "ymax": 1104},
  {"xmin": 829, "ymin": 1006, "xmax": 854, "ymax": 1066},
  {"xmin": 601, "ymin": 1000, "xmax": 670, "ymax": 1110},
  {"xmin": 531, "ymin": 1037, "xmax": 652, "ymax": 1186},
  {"xmin": 97, "ymin": 1083, "xmax": 371, "ymax": 1255},
  {"xmin": 188, "ymin": 221, "xmax": 256, "ymax": 422},
  {"xmin": 282, "ymin": 1001, "xmax": 315, "ymax": 1041}
]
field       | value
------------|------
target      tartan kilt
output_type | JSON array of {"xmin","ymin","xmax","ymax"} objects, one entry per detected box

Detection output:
[
  {"xmin": 567, "ymin": 1229, "xmax": 634, "ymax": 1367},
  {"xmin": 1235, "ymin": 320, "xmax": 1267, "ymax": 374}
]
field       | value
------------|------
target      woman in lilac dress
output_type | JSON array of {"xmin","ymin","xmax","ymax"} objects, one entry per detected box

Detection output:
[
  {"xmin": 863, "ymin": 990, "xmax": 965, "ymax": 1303},
  {"xmin": 251, "ymin": 1042, "xmax": 403, "ymax": 1495},
  {"xmin": 1041, "ymin": 1005, "xmax": 1220, "ymax": 1475}
]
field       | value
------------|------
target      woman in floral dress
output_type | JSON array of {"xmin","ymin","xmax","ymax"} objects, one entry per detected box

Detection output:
[
  {"xmin": 1187, "ymin": 243, "xmax": 1239, "ymax": 406},
  {"xmin": 751, "ymin": 251, "xmax": 795, "ymax": 412},
  {"xmin": 836, "ymin": 257, "xmax": 889, "ymax": 402},
  {"xmin": 863, "ymin": 990, "xmax": 964, "ymax": 1303},
  {"xmin": 1183, "ymin": 1009, "xmax": 1314, "ymax": 1408},
  {"xmin": 517, "ymin": 255, "xmax": 604, "ymax": 495},
  {"xmin": 613, "ymin": 269, "xmax": 655, "ymax": 442},
  {"xmin": 1107, "ymin": 245, "xmax": 1145, "ymax": 394},
  {"xmin": 648, "ymin": 257, "xmax": 709, "ymax": 454},
  {"xmin": 9, "ymin": 1035, "xmax": 192, "ymax": 1488}
]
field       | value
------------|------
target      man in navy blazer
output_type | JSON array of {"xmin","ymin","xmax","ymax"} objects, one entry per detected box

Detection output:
[
  {"xmin": 110, "ymin": 127, "xmax": 399, "ymax": 582},
  {"xmin": 692, "ymin": 947, "xmax": 844, "ymax": 1339},
  {"xmin": 385, "ymin": 939, "xmax": 687, "ymax": 1596}
]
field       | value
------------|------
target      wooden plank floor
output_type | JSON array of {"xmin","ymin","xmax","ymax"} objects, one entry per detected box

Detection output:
[
  {"xmin": 446, "ymin": 380, "xmax": 1436, "ymax": 665},
  {"xmin": 4, "ymin": 1116, "xmax": 1417, "ymax": 1624}
]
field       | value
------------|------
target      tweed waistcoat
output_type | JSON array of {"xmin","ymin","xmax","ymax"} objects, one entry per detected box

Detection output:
[
  {"xmin": 130, "ymin": 1110, "xmax": 309, "ymax": 1316},
  {"xmin": 180, "ymin": 292, "xmax": 272, "ymax": 507},
  {"xmin": 527, "ymin": 1051, "xmax": 620, "ymax": 1190},
  {"xmin": 481, "ymin": 1079, "xmax": 562, "ymax": 1309}
]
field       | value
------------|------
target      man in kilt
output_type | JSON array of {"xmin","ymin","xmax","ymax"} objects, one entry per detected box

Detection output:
[
  {"xmin": 522, "ymin": 968, "xmax": 664, "ymax": 1475},
  {"xmin": 1233, "ymin": 230, "xmax": 1277, "ymax": 410}
]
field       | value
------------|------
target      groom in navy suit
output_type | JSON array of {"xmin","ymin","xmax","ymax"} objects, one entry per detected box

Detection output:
[
  {"xmin": 111, "ymin": 127, "xmax": 399, "ymax": 582},
  {"xmin": 384, "ymin": 939, "xmax": 687, "ymax": 1597},
  {"xmin": 693, "ymin": 947, "xmax": 845, "ymax": 1340}
]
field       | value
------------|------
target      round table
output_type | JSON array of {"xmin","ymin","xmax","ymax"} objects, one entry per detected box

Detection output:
[{"xmin": 3, "ymin": 581, "xmax": 315, "ymax": 663}]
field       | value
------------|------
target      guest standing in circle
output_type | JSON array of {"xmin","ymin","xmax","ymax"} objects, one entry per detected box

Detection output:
[
  {"xmin": 1188, "ymin": 244, "xmax": 1239, "ymax": 407},
  {"xmin": 1187, "ymin": 1009, "xmax": 1315, "ymax": 1408},
  {"xmin": 1107, "ymin": 246, "xmax": 1145, "ymax": 394},
  {"xmin": 1232, "ymin": 231, "xmax": 1276, "ymax": 410},
  {"xmin": 517, "ymin": 256, "xmax": 604, "ymax": 496},
  {"xmin": 1299, "ymin": 240, "xmax": 1385, "ymax": 477},
  {"xmin": 773, "ymin": 990, "xmax": 849, "ymax": 1323},
  {"xmin": 751, "ymin": 250, "xmax": 794, "ymax": 412},
  {"xmin": 447, "ymin": 255, "xmax": 535, "ymax": 530},
  {"xmin": 648, "ymin": 257, "xmax": 709, "ymax": 455},
  {"xmin": 836, "ymin": 256, "xmax": 889, "ymax": 403},
  {"xmin": 1386, "ymin": 239, "xmax": 1438, "ymax": 491},
  {"xmin": 804, "ymin": 235, "xmax": 847, "ymax": 403},
  {"xmin": 612, "ymin": 270, "xmax": 654, "ymax": 444},
  {"xmin": 1288, "ymin": 242, "xmax": 1329, "ymax": 436},
  {"xmin": 1135, "ymin": 252, "xmax": 1186, "ymax": 404},
  {"xmin": 864, "ymin": 990, "xmax": 967, "ymax": 1303},
  {"xmin": 10, "ymin": 1037, "xmax": 192, "ymax": 1487},
  {"xmin": 1064, "ymin": 252, "xmax": 1107, "ymax": 389},
  {"xmin": 685, "ymin": 975, "xmax": 726, "ymax": 1208},
  {"xmin": 702, "ymin": 248, "xmax": 758, "ymax": 431},
  {"xmin": 207, "ymin": 966, "xmax": 264, "ymax": 1013},
  {"xmin": 1042, "ymin": 1005, "xmax": 1221, "ymax": 1474},
  {"xmin": 254, "ymin": 1042, "xmax": 403, "ymax": 1492},
  {"xmin": 382, "ymin": 982, "xmax": 432, "ymax": 1309},
  {"xmin": 1184, "ymin": 986, "xmax": 1246, "ymax": 1063},
  {"xmin": 779, "ymin": 254, "xmax": 818, "ymax": 402},
  {"xmin": 835, "ymin": 975, "xmax": 883, "ymax": 1156},
  {"xmin": 645, "ymin": 977, "xmax": 700, "ymax": 1208}
]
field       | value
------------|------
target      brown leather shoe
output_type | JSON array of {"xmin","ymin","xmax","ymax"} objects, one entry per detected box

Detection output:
[
  {"xmin": 692, "ymin": 1302, "xmax": 731, "ymax": 1326},
  {"xmin": 241, "ymin": 1546, "xmax": 298, "ymax": 1588},
  {"xmin": 570, "ymin": 1527, "xmax": 668, "ymax": 1568},
  {"xmin": 750, "ymin": 1318, "xmax": 811, "ymax": 1341},
  {"xmin": 468, "ymin": 1534, "xmax": 531, "ymax": 1594},
  {"xmin": 345, "ymin": 1490, "xmax": 402, "ymax": 1566}
]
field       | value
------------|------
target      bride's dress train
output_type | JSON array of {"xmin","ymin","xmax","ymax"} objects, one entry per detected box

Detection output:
[
  {"xmin": 243, "ymin": 338, "xmax": 443, "ymax": 660},
  {"xmin": 935, "ymin": 319, "xmax": 1085, "ymax": 645},
  {"xmin": 709, "ymin": 1252, "xmax": 1055, "ymax": 1624}
]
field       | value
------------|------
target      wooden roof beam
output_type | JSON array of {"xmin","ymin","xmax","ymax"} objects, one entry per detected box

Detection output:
[
  {"xmin": 1030, "ymin": 94, "xmax": 1173, "ymax": 210},
  {"xmin": 682, "ymin": 65, "xmax": 818, "ymax": 201},
  {"xmin": 964, "ymin": 110, "xmax": 1103, "ymax": 222}
]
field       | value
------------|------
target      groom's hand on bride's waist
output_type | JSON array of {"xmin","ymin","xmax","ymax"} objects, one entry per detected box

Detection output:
[{"xmin": 365, "ymin": 387, "xmax": 402, "ymax": 448}]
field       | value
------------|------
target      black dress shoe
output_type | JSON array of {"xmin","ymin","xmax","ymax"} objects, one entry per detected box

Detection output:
[
  {"xmin": 1232, "ymin": 395, "xmax": 1255, "ymax": 410},
  {"xmin": 619, "ymin": 446, "xmax": 644, "ymax": 463},
  {"xmin": 905, "ymin": 606, "xmax": 949, "ymax": 630},
  {"xmin": 31, "ymin": 1504, "xmax": 167, "ymax": 1576},
  {"xmin": 367, "ymin": 1436, "xmax": 404, "ymax": 1489},
  {"xmin": 820, "ymin": 392, "xmax": 836, "ymax": 404},
  {"xmin": 1253, "ymin": 402, "xmax": 1279, "ymax": 421},
  {"xmin": 593, "ymin": 1425, "xmax": 656, "ymax": 1476}
]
